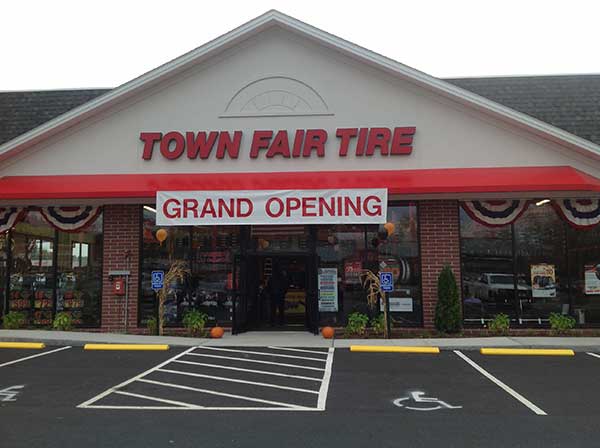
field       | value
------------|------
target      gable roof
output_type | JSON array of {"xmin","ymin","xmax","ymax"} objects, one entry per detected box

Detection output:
[
  {"xmin": 1, "ymin": 9, "xmax": 600, "ymax": 164},
  {"xmin": 447, "ymin": 75, "xmax": 600, "ymax": 146},
  {"xmin": 3, "ymin": 75, "xmax": 600, "ymax": 147},
  {"xmin": 0, "ymin": 89, "xmax": 109, "ymax": 146}
]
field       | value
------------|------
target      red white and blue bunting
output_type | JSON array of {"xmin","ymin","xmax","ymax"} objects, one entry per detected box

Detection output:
[
  {"xmin": 552, "ymin": 199, "xmax": 600, "ymax": 229},
  {"xmin": 39, "ymin": 206, "xmax": 101, "ymax": 232},
  {"xmin": 0, "ymin": 207, "xmax": 25, "ymax": 233},
  {"xmin": 461, "ymin": 200, "xmax": 530, "ymax": 227}
]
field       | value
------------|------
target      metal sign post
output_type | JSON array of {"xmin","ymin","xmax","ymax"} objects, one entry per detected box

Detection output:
[{"xmin": 379, "ymin": 271, "xmax": 394, "ymax": 339}]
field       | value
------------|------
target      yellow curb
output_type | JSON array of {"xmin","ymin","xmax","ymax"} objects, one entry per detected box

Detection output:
[
  {"xmin": 84, "ymin": 344, "xmax": 170, "ymax": 351},
  {"xmin": 0, "ymin": 342, "xmax": 46, "ymax": 349},
  {"xmin": 481, "ymin": 348, "xmax": 575, "ymax": 356},
  {"xmin": 350, "ymin": 345, "xmax": 440, "ymax": 354}
]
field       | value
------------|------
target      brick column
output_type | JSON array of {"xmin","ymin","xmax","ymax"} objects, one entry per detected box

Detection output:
[
  {"xmin": 419, "ymin": 200, "xmax": 461, "ymax": 329},
  {"xmin": 101, "ymin": 205, "xmax": 140, "ymax": 332}
]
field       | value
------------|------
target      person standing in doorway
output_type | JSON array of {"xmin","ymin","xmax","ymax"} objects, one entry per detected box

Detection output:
[{"xmin": 268, "ymin": 264, "xmax": 289, "ymax": 326}]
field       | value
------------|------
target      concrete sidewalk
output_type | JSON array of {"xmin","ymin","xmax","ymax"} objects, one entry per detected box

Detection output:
[{"xmin": 2, "ymin": 329, "xmax": 600, "ymax": 351}]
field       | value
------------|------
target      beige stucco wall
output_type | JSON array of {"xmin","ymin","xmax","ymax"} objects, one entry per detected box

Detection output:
[{"xmin": 2, "ymin": 27, "xmax": 599, "ymax": 179}]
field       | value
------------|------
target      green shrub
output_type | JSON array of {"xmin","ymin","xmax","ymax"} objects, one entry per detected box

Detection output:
[
  {"xmin": 345, "ymin": 312, "xmax": 369, "ymax": 337},
  {"xmin": 2, "ymin": 311, "xmax": 26, "ymax": 329},
  {"xmin": 146, "ymin": 316, "xmax": 158, "ymax": 335},
  {"xmin": 488, "ymin": 313, "xmax": 510, "ymax": 335},
  {"xmin": 434, "ymin": 265, "xmax": 461, "ymax": 334},
  {"xmin": 548, "ymin": 313, "xmax": 576, "ymax": 333},
  {"xmin": 52, "ymin": 312, "xmax": 73, "ymax": 331},
  {"xmin": 182, "ymin": 310, "xmax": 209, "ymax": 337},
  {"xmin": 370, "ymin": 314, "xmax": 386, "ymax": 335}
]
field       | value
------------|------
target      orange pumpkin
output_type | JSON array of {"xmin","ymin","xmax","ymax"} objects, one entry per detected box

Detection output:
[
  {"xmin": 321, "ymin": 326, "xmax": 335, "ymax": 339},
  {"xmin": 210, "ymin": 326, "xmax": 225, "ymax": 339}
]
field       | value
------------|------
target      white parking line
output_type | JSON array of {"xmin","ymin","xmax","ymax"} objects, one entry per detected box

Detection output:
[
  {"xmin": 113, "ymin": 390, "xmax": 200, "ymax": 409},
  {"xmin": 317, "ymin": 347, "xmax": 335, "ymax": 410},
  {"xmin": 157, "ymin": 368, "xmax": 319, "ymax": 394},
  {"xmin": 586, "ymin": 352, "xmax": 600, "ymax": 359},
  {"xmin": 197, "ymin": 346, "xmax": 327, "ymax": 362},
  {"xmin": 78, "ymin": 346, "xmax": 197, "ymax": 408},
  {"xmin": 0, "ymin": 346, "xmax": 72, "ymax": 368},
  {"xmin": 454, "ymin": 350, "xmax": 547, "ymax": 416},
  {"xmin": 79, "ymin": 346, "xmax": 335, "ymax": 411},
  {"xmin": 173, "ymin": 359, "xmax": 323, "ymax": 382},
  {"xmin": 186, "ymin": 352, "xmax": 326, "ymax": 371},
  {"xmin": 137, "ymin": 378, "xmax": 312, "ymax": 409},
  {"xmin": 268, "ymin": 346, "xmax": 329, "ymax": 356}
]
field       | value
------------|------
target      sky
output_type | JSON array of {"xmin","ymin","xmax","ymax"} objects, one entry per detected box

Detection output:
[{"xmin": 2, "ymin": 0, "xmax": 599, "ymax": 90}]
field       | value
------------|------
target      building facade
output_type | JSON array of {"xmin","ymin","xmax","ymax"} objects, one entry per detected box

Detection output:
[{"xmin": 1, "ymin": 11, "xmax": 600, "ymax": 334}]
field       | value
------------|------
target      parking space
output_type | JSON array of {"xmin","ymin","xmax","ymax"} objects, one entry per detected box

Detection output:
[
  {"xmin": 0, "ymin": 346, "xmax": 186, "ymax": 409},
  {"xmin": 79, "ymin": 346, "xmax": 334, "ymax": 411},
  {"xmin": 466, "ymin": 350, "xmax": 600, "ymax": 416},
  {"xmin": 0, "ymin": 346, "xmax": 71, "ymax": 367},
  {"xmin": 328, "ymin": 350, "xmax": 530, "ymax": 415}
]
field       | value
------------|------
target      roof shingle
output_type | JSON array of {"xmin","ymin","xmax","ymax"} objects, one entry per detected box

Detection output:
[{"xmin": 1, "ymin": 74, "xmax": 599, "ymax": 147}]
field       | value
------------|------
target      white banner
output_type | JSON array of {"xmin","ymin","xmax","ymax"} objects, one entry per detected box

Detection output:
[{"xmin": 156, "ymin": 189, "xmax": 387, "ymax": 225}]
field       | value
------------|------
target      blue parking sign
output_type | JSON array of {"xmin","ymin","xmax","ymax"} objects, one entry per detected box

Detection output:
[
  {"xmin": 151, "ymin": 270, "xmax": 164, "ymax": 291},
  {"xmin": 379, "ymin": 271, "xmax": 394, "ymax": 292}
]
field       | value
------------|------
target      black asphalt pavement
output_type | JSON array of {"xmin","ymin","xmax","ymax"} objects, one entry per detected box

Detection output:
[{"xmin": 1, "ymin": 346, "xmax": 600, "ymax": 447}]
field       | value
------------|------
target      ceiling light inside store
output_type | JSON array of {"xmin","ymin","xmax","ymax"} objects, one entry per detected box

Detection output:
[
  {"xmin": 536, "ymin": 199, "xmax": 550, "ymax": 206},
  {"xmin": 144, "ymin": 206, "xmax": 156, "ymax": 213}
]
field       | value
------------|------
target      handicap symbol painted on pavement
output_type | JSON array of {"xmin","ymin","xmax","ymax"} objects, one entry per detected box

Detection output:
[
  {"xmin": 151, "ymin": 270, "xmax": 164, "ymax": 291},
  {"xmin": 0, "ymin": 385, "xmax": 24, "ymax": 402},
  {"xmin": 379, "ymin": 271, "xmax": 394, "ymax": 292},
  {"xmin": 393, "ymin": 391, "xmax": 462, "ymax": 411}
]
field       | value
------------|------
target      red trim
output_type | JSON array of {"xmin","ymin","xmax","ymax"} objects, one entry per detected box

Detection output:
[{"xmin": 0, "ymin": 166, "xmax": 599, "ymax": 200}]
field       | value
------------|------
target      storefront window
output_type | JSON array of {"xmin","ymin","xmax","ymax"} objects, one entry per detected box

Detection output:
[
  {"xmin": 317, "ymin": 224, "xmax": 367, "ymax": 326},
  {"xmin": 250, "ymin": 225, "xmax": 309, "ymax": 252},
  {"xmin": 10, "ymin": 212, "xmax": 55, "ymax": 326},
  {"xmin": 140, "ymin": 206, "xmax": 239, "ymax": 327},
  {"xmin": 460, "ymin": 209, "xmax": 515, "ymax": 322},
  {"xmin": 460, "ymin": 200, "xmax": 600, "ymax": 326},
  {"xmin": 514, "ymin": 203, "xmax": 567, "ymax": 322},
  {"xmin": 4, "ymin": 210, "xmax": 103, "ymax": 327},
  {"xmin": 0, "ymin": 233, "xmax": 8, "ymax": 316},
  {"xmin": 317, "ymin": 203, "xmax": 422, "ymax": 327},
  {"xmin": 377, "ymin": 203, "xmax": 422, "ymax": 326},
  {"xmin": 567, "ymin": 224, "xmax": 600, "ymax": 324},
  {"xmin": 56, "ymin": 216, "xmax": 103, "ymax": 327}
]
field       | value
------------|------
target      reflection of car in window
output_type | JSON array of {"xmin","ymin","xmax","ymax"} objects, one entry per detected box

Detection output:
[{"xmin": 465, "ymin": 272, "xmax": 531, "ymax": 303}]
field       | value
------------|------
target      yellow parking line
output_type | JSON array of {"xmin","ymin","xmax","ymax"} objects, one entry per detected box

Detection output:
[
  {"xmin": 0, "ymin": 342, "xmax": 46, "ymax": 349},
  {"xmin": 481, "ymin": 348, "xmax": 574, "ymax": 356},
  {"xmin": 350, "ymin": 345, "xmax": 440, "ymax": 354},
  {"xmin": 84, "ymin": 344, "xmax": 170, "ymax": 351}
]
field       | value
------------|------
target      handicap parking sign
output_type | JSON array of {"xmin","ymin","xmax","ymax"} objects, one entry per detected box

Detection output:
[
  {"xmin": 379, "ymin": 271, "xmax": 394, "ymax": 292},
  {"xmin": 151, "ymin": 271, "xmax": 164, "ymax": 291}
]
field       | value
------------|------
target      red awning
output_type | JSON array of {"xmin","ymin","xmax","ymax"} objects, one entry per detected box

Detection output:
[{"xmin": 0, "ymin": 166, "xmax": 599, "ymax": 200}]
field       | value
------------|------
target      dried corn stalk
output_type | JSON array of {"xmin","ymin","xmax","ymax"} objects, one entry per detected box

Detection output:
[
  {"xmin": 359, "ymin": 270, "xmax": 389, "ymax": 338},
  {"xmin": 157, "ymin": 260, "xmax": 190, "ymax": 336}
]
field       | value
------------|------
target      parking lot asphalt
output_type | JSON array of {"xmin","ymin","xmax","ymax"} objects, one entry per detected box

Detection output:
[{"xmin": 2, "ymin": 346, "xmax": 600, "ymax": 447}]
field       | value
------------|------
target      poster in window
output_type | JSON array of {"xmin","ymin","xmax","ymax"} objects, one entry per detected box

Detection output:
[
  {"xmin": 344, "ymin": 260, "xmax": 362, "ymax": 285},
  {"xmin": 584, "ymin": 264, "xmax": 600, "ymax": 295},
  {"xmin": 530, "ymin": 264, "xmax": 556, "ymax": 298},
  {"xmin": 318, "ymin": 268, "xmax": 338, "ymax": 312}
]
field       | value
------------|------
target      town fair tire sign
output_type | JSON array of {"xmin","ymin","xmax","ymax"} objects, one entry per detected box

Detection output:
[{"xmin": 156, "ymin": 189, "xmax": 387, "ymax": 226}]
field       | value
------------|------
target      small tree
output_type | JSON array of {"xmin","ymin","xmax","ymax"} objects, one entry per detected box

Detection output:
[{"xmin": 434, "ymin": 265, "xmax": 461, "ymax": 334}]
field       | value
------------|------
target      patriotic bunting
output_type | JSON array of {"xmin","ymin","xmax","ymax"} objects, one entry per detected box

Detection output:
[
  {"xmin": 0, "ymin": 207, "xmax": 25, "ymax": 233},
  {"xmin": 461, "ymin": 200, "xmax": 530, "ymax": 227},
  {"xmin": 39, "ymin": 206, "xmax": 101, "ymax": 232},
  {"xmin": 552, "ymin": 199, "xmax": 600, "ymax": 229}
]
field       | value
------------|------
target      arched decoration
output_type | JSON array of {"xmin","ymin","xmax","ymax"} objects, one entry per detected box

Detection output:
[
  {"xmin": 461, "ymin": 200, "xmax": 530, "ymax": 227},
  {"xmin": 39, "ymin": 206, "xmax": 102, "ymax": 233},
  {"xmin": 0, "ymin": 207, "xmax": 25, "ymax": 233},
  {"xmin": 222, "ymin": 76, "xmax": 331, "ymax": 117},
  {"xmin": 552, "ymin": 199, "xmax": 600, "ymax": 229}
]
